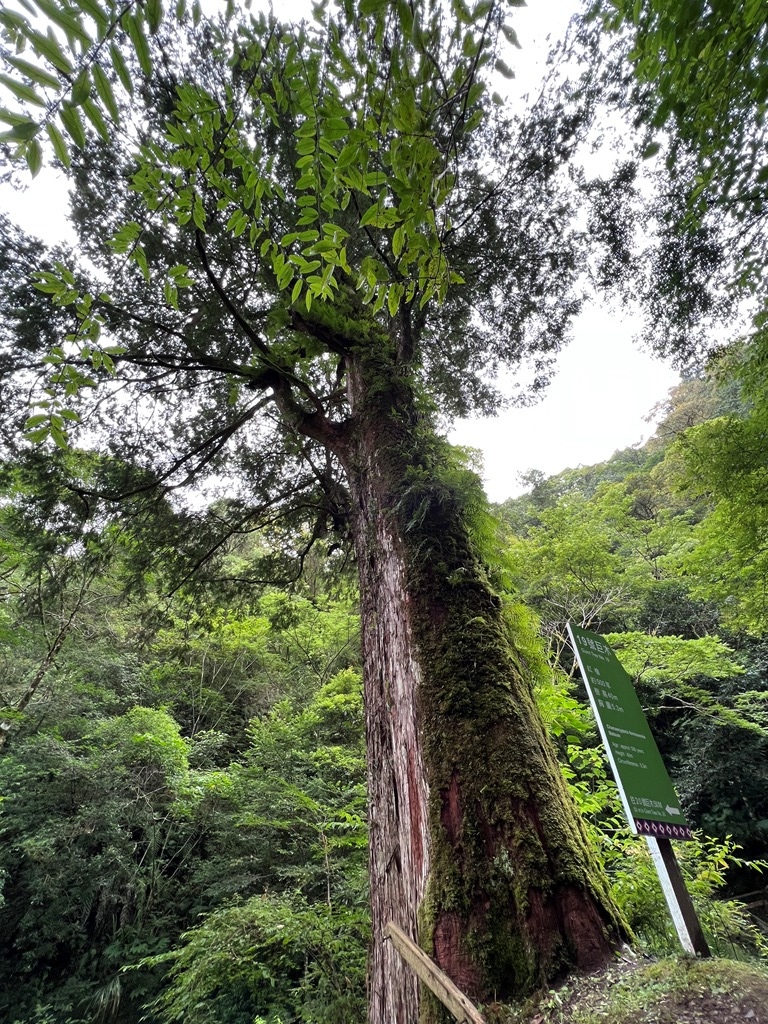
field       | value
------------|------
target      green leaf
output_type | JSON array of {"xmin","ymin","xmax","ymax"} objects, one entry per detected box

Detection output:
[
  {"xmin": 109, "ymin": 43, "xmax": 134, "ymax": 95},
  {"xmin": 92, "ymin": 64, "xmax": 120, "ymax": 122},
  {"xmin": 46, "ymin": 121, "xmax": 70, "ymax": 166},
  {"xmin": 50, "ymin": 423, "xmax": 69, "ymax": 448},
  {"xmin": 359, "ymin": 204, "xmax": 380, "ymax": 228},
  {"xmin": 0, "ymin": 10, "xmax": 29, "ymax": 33},
  {"xmin": 164, "ymin": 278, "xmax": 179, "ymax": 308},
  {"xmin": 60, "ymin": 104, "xmax": 87, "ymax": 148},
  {"xmin": 359, "ymin": 204, "xmax": 399, "ymax": 228},
  {"xmin": 25, "ymin": 137, "xmax": 42, "ymax": 176},
  {"xmin": 5, "ymin": 55, "xmax": 61, "ymax": 91},
  {"xmin": 641, "ymin": 140, "xmax": 661, "ymax": 159},
  {"xmin": 501, "ymin": 24, "xmax": 521, "ymax": 48},
  {"xmin": 28, "ymin": 26, "xmax": 74, "ymax": 75},
  {"xmin": 494, "ymin": 58, "xmax": 515, "ymax": 80},
  {"xmin": 392, "ymin": 225, "xmax": 404, "ymax": 258},
  {"xmin": 146, "ymin": 0, "xmax": 164, "ymax": 34},
  {"xmin": 77, "ymin": 0, "xmax": 108, "ymax": 30},
  {"xmin": 24, "ymin": 413, "xmax": 50, "ymax": 429},
  {"xmin": 192, "ymin": 195, "xmax": 207, "ymax": 231},
  {"xmin": 133, "ymin": 245, "xmax": 150, "ymax": 282},
  {"xmin": 0, "ymin": 74, "xmax": 46, "ymax": 108},
  {"xmin": 295, "ymin": 119, "xmax": 317, "ymax": 138},
  {"xmin": 71, "ymin": 70, "xmax": 91, "ymax": 106},
  {"xmin": 82, "ymin": 98, "xmax": 110, "ymax": 142},
  {"xmin": 26, "ymin": 426, "xmax": 51, "ymax": 443},
  {"xmin": 109, "ymin": 221, "xmax": 142, "ymax": 254},
  {"xmin": 0, "ymin": 119, "xmax": 40, "ymax": 142},
  {"xmin": 123, "ymin": 14, "xmax": 153, "ymax": 77},
  {"xmin": 34, "ymin": 0, "xmax": 92, "ymax": 46},
  {"xmin": 322, "ymin": 116, "xmax": 348, "ymax": 140},
  {"xmin": 336, "ymin": 143, "xmax": 358, "ymax": 169},
  {"xmin": 0, "ymin": 107, "xmax": 35, "ymax": 127}
]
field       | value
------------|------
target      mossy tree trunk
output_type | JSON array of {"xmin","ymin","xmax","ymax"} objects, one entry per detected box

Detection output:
[{"xmin": 339, "ymin": 347, "xmax": 627, "ymax": 1024}]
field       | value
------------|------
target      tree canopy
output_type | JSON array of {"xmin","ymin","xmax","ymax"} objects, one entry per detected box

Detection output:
[
  {"xmin": 589, "ymin": 0, "xmax": 768, "ymax": 367},
  {"xmin": 0, "ymin": 2, "xmax": 638, "ymax": 1021},
  {"xmin": 4, "ymin": 1, "xmax": 768, "ymax": 1022}
]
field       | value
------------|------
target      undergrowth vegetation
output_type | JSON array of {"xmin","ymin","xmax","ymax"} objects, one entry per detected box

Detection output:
[{"xmin": 3, "ymin": 381, "xmax": 768, "ymax": 1021}]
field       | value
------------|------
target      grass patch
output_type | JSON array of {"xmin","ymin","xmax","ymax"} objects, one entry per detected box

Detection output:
[{"xmin": 497, "ymin": 954, "xmax": 768, "ymax": 1024}]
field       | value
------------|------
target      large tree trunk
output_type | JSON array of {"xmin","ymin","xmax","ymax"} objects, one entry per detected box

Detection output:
[{"xmin": 343, "ymin": 349, "xmax": 626, "ymax": 1024}]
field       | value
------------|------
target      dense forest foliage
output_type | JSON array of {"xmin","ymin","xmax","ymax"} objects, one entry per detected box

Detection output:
[
  {"xmin": 2, "ymin": 369, "xmax": 768, "ymax": 1023},
  {"xmin": 3, "ymin": 0, "xmax": 768, "ymax": 1020}
]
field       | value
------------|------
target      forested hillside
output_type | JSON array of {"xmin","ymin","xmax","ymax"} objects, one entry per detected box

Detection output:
[
  {"xmin": 2, "ymin": 0, "xmax": 768, "ymax": 1021},
  {"xmin": 0, "ymin": 517, "xmax": 370, "ymax": 1022},
  {"xmin": 2, "ymin": 368, "xmax": 768, "ymax": 1023},
  {"xmin": 500, "ymin": 370, "xmax": 768, "ymax": 863}
]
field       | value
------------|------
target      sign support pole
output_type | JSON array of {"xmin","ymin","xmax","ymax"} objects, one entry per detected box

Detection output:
[{"xmin": 646, "ymin": 836, "xmax": 711, "ymax": 958}]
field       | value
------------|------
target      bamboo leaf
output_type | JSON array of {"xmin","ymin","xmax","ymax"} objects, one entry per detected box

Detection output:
[
  {"xmin": 71, "ymin": 70, "xmax": 91, "ymax": 106},
  {"xmin": 28, "ymin": 27, "xmax": 74, "ymax": 75},
  {"xmin": 82, "ymin": 98, "xmax": 110, "ymax": 142},
  {"xmin": 25, "ymin": 136, "xmax": 43, "ymax": 176},
  {"xmin": 60, "ymin": 103, "xmax": 87, "ymax": 148},
  {"xmin": 77, "ymin": 0, "xmax": 108, "ymax": 31},
  {"xmin": 146, "ymin": 0, "xmax": 164, "ymax": 34},
  {"xmin": 34, "ymin": 0, "xmax": 92, "ymax": 45},
  {"xmin": 0, "ymin": 9, "xmax": 29, "ymax": 32},
  {"xmin": 123, "ymin": 14, "xmax": 153, "ymax": 77},
  {"xmin": 0, "ymin": 118, "xmax": 40, "ymax": 142},
  {"xmin": 5, "ymin": 55, "xmax": 61, "ymax": 91},
  {"xmin": 0, "ymin": 74, "xmax": 46, "ymax": 107},
  {"xmin": 494, "ymin": 58, "xmax": 515, "ymax": 80},
  {"xmin": 92, "ymin": 64, "xmax": 119, "ymax": 121},
  {"xmin": 501, "ymin": 24, "xmax": 521, "ymax": 48},
  {"xmin": 109, "ymin": 42, "xmax": 134, "ymax": 95},
  {"xmin": 46, "ymin": 120, "xmax": 71, "ymax": 165}
]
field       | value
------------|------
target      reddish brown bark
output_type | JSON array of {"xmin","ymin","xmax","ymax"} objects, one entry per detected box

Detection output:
[
  {"xmin": 348, "ymin": 391, "xmax": 430, "ymax": 1024},
  {"xmin": 339, "ymin": 350, "xmax": 626, "ymax": 1024}
]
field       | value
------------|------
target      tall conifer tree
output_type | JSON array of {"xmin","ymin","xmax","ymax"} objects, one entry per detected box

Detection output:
[{"xmin": 0, "ymin": 2, "xmax": 627, "ymax": 1019}]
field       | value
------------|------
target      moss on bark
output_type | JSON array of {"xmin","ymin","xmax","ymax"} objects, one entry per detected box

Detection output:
[
  {"xmin": 345, "ymin": 345, "xmax": 628, "ymax": 1024},
  {"xmin": 396, "ymin": 471, "xmax": 625, "ymax": 1012}
]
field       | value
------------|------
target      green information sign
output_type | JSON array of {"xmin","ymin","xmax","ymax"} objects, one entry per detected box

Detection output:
[{"xmin": 567, "ymin": 623, "xmax": 692, "ymax": 841}]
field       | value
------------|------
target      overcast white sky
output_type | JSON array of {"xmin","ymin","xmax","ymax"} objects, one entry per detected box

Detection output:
[{"xmin": 0, "ymin": 0, "xmax": 679, "ymax": 502}]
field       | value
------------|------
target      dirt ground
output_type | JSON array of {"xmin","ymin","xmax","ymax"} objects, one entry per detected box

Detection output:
[{"xmin": 502, "ymin": 953, "xmax": 768, "ymax": 1024}]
